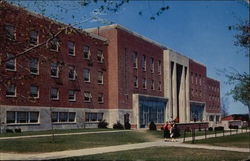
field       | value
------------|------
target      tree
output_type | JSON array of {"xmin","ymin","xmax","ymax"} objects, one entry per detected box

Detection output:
[{"xmin": 220, "ymin": 96, "xmax": 229, "ymax": 117}]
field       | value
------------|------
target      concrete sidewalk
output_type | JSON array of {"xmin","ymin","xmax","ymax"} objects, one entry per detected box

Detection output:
[{"xmin": 0, "ymin": 131, "xmax": 249, "ymax": 160}]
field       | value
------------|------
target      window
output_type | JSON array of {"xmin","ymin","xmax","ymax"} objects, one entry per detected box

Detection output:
[
  {"xmin": 51, "ymin": 88, "xmax": 59, "ymax": 100},
  {"xmin": 98, "ymin": 93, "xmax": 104, "ymax": 103},
  {"xmin": 29, "ymin": 58, "xmax": 39, "ymax": 74},
  {"xmin": 85, "ymin": 112, "xmax": 103, "ymax": 122},
  {"xmin": 6, "ymin": 53, "xmax": 16, "ymax": 71},
  {"xmin": 83, "ymin": 45, "xmax": 90, "ymax": 59},
  {"xmin": 209, "ymin": 115, "xmax": 214, "ymax": 122},
  {"xmin": 158, "ymin": 81, "xmax": 161, "ymax": 91},
  {"xmin": 142, "ymin": 78, "xmax": 147, "ymax": 89},
  {"xmin": 150, "ymin": 79, "xmax": 154, "ymax": 90},
  {"xmin": 29, "ymin": 31, "xmax": 38, "ymax": 45},
  {"xmin": 97, "ymin": 49, "xmax": 104, "ymax": 63},
  {"xmin": 6, "ymin": 85, "xmax": 16, "ymax": 97},
  {"xmin": 30, "ymin": 86, "xmax": 39, "ymax": 98},
  {"xmin": 49, "ymin": 38, "xmax": 59, "ymax": 51},
  {"xmin": 7, "ymin": 111, "xmax": 39, "ymax": 124},
  {"xmin": 51, "ymin": 62, "xmax": 59, "ymax": 78},
  {"xmin": 84, "ymin": 91, "xmax": 92, "ymax": 102},
  {"xmin": 83, "ymin": 69, "xmax": 90, "ymax": 82},
  {"xmin": 199, "ymin": 75, "xmax": 202, "ymax": 85},
  {"xmin": 52, "ymin": 112, "xmax": 76, "ymax": 123},
  {"xmin": 134, "ymin": 76, "xmax": 138, "ymax": 88},
  {"xmin": 150, "ymin": 57, "xmax": 154, "ymax": 73},
  {"xmin": 195, "ymin": 73, "xmax": 198, "ymax": 84},
  {"xmin": 158, "ymin": 60, "xmax": 161, "ymax": 75},
  {"xmin": 97, "ymin": 71, "xmax": 104, "ymax": 84},
  {"xmin": 68, "ymin": 65, "xmax": 76, "ymax": 80},
  {"xmin": 133, "ymin": 52, "xmax": 138, "ymax": 68},
  {"xmin": 68, "ymin": 41, "xmax": 75, "ymax": 56},
  {"xmin": 5, "ymin": 24, "xmax": 15, "ymax": 40},
  {"xmin": 142, "ymin": 55, "xmax": 146, "ymax": 71},
  {"xmin": 68, "ymin": 90, "xmax": 76, "ymax": 101}
]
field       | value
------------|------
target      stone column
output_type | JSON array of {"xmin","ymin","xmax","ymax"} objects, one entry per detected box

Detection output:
[
  {"xmin": 179, "ymin": 66, "xmax": 186, "ymax": 123},
  {"xmin": 172, "ymin": 62, "xmax": 177, "ymax": 120},
  {"xmin": 186, "ymin": 67, "xmax": 190, "ymax": 122}
]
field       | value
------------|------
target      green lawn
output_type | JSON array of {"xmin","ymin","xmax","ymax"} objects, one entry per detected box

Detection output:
[
  {"xmin": 57, "ymin": 147, "xmax": 250, "ymax": 161},
  {"xmin": 0, "ymin": 131, "xmax": 147, "ymax": 153},
  {"xmin": 0, "ymin": 128, "xmax": 118, "ymax": 137},
  {"xmin": 188, "ymin": 132, "xmax": 250, "ymax": 148}
]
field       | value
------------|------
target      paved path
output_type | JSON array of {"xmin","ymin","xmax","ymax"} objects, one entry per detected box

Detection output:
[{"xmin": 0, "ymin": 130, "xmax": 249, "ymax": 160}]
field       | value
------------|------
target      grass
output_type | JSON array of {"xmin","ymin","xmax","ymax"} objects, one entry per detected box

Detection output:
[
  {"xmin": 57, "ymin": 147, "xmax": 250, "ymax": 161},
  {"xmin": 0, "ymin": 131, "xmax": 148, "ymax": 153},
  {"xmin": 188, "ymin": 132, "xmax": 250, "ymax": 148},
  {"xmin": 0, "ymin": 128, "xmax": 118, "ymax": 137}
]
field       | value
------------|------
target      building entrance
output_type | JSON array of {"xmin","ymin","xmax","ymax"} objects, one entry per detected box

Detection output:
[{"xmin": 190, "ymin": 102, "xmax": 205, "ymax": 122}]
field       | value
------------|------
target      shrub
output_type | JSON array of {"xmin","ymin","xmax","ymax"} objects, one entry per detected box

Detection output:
[
  {"xmin": 124, "ymin": 122, "xmax": 131, "ymax": 129},
  {"xmin": 214, "ymin": 126, "xmax": 224, "ymax": 131},
  {"xmin": 14, "ymin": 128, "xmax": 22, "ymax": 133},
  {"xmin": 113, "ymin": 121, "xmax": 124, "ymax": 129},
  {"xmin": 149, "ymin": 121, "xmax": 157, "ymax": 130},
  {"xmin": 98, "ymin": 120, "xmax": 108, "ymax": 128},
  {"xmin": 6, "ymin": 129, "xmax": 13, "ymax": 133},
  {"xmin": 208, "ymin": 127, "xmax": 213, "ymax": 131},
  {"xmin": 229, "ymin": 125, "xmax": 238, "ymax": 129}
]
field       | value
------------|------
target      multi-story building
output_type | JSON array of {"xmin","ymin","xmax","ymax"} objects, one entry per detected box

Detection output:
[{"xmin": 0, "ymin": 2, "xmax": 220, "ymax": 131}]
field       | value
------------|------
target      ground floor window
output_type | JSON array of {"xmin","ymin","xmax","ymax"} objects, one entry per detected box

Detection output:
[
  {"xmin": 139, "ymin": 96, "xmax": 167, "ymax": 128},
  {"xmin": 190, "ymin": 103, "xmax": 204, "ymax": 122},
  {"xmin": 85, "ymin": 112, "xmax": 103, "ymax": 122},
  {"xmin": 6, "ymin": 111, "xmax": 39, "ymax": 124},
  {"xmin": 209, "ymin": 115, "xmax": 214, "ymax": 121},
  {"xmin": 52, "ymin": 112, "xmax": 76, "ymax": 123}
]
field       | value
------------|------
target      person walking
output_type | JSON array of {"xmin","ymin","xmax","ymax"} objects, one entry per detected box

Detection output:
[{"xmin": 163, "ymin": 121, "xmax": 170, "ymax": 142}]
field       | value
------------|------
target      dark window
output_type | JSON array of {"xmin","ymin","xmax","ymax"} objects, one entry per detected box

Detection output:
[
  {"xmin": 5, "ymin": 24, "xmax": 15, "ymax": 40},
  {"xmin": 68, "ymin": 90, "xmax": 76, "ymax": 101},
  {"xmin": 142, "ymin": 55, "xmax": 146, "ymax": 71},
  {"xmin": 29, "ymin": 58, "xmax": 38, "ymax": 74},
  {"xmin": 97, "ymin": 49, "xmax": 104, "ymax": 63},
  {"xmin": 49, "ymin": 38, "xmax": 59, "ymax": 51},
  {"xmin": 6, "ymin": 111, "xmax": 15, "ymax": 123},
  {"xmin": 142, "ymin": 78, "xmax": 147, "ymax": 89},
  {"xmin": 133, "ymin": 52, "xmax": 138, "ymax": 68},
  {"xmin": 150, "ymin": 58, "xmax": 154, "ymax": 73},
  {"xmin": 68, "ymin": 41, "xmax": 75, "ymax": 56},
  {"xmin": 68, "ymin": 65, "xmax": 76, "ymax": 80},
  {"xmin": 98, "ymin": 93, "xmax": 104, "ymax": 103},
  {"xmin": 51, "ymin": 62, "xmax": 59, "ymax": 77},
  {"xmin": 83, "ymin": 69, "xmax": 90, "ymax": 82},
  {"xmin": 30, "ymin": 86, "xmax": 39, "ymax": 98},
  {"xmin": 6, "ymin": 85, "xmax": 16, "ymax": 97},
  {"xmin": 97, "ymin": 71, "xmax": 103, "ymax": 84},
  {"xmin": 83, "ymin": 45, "xmax": 90, "ymax": 59},
  {"xmin": 17, "ymin": 112, "xmax": 28, "ymax": 123},
  {"xmin": 84, "ymin": 91, "xmax": 92, "ymax": 102},
  {"xmin": 6, "ymin": 54, "xmax": 16, "ymax": 71},
  {"xmin": 134, "ymin": 76, "xmax": 138, "ymax": 88},
  {"xmin": 29, "ymin": 31, "xmax": 38, "ymax": 45},
  {"xmin": 51, "ymin": 88, "xmax": 59, "ymax": 100}
]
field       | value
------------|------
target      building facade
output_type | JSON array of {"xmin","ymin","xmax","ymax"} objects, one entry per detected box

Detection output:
[{"xmin": 0, "ymin": 2, "xmax": 220, "ymax": 131}]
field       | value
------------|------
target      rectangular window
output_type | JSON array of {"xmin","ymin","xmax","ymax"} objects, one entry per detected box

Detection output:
[
  {"xmin": 29, "ymin": 58, "xmax": 39, "ymax": 74},
  {"xmin": 209, "ymin": 115, "xmax": 214, "ymax": 121},
  {"xmin": 97, "ymin": 49, "xmax": 104, "ymax": 63},
  {"xmin": 7, "ymin": 111, "xmax": 39, "ymax": 124},
  {"xmin": 158, "ymin": 60, "xmax": 161, "ymax": 75},
  {"xmin": 6, "ymin": 85, "xmax": 16, "ymax": 97},
  {"xmin": 142, "ymin": 55, "xmax": 146, "ymax": 71},
  {"xmin": 49, "ymin": 38, "xmax": 59, "ymax": 51},
  {"xmin": 83, "ymin": 45, "xmax": 90, "ymax": 59},
  {"xmin": 68, "ymin": 65, "xmax": 76, "ymax": 80},
  {"xmin": 69, "ymin": 112, "xmax": 76, "ymax": 122},
  {"xmin": 52, "ymin": 112, "xmax": 58, "ymax": 122},
  {"xmin": 134, "ymin": 76, "xmax": 138, "ymax": 88},
  {"xmin": 84, "ymin": 91, "xmax": 92, "ymax": 102},
  {"xmin": 142, "ymin": 78, "xmax": 147, "ymax": 89},
  {"xmin": 6, "ymin": 53, "xmax": 16, "ymax": 71},
  {"xmin": 68, "ymin": 90, "xmax": 76, "ymax": 101},
  {"xmin": 52, "ymin": 112, "xmax": 75, "ymax": 123},
  {"xmin": 59, "ymin": 112, "xmax": 68, "ymax": 122},
  {"xmin": 68, "ymin": 41, "xmax": 75, "ymax": 56},
  {"xmin": 5, "ymin": 24, "xmax": 16, "ymax": 40},
  {"xmin": 30, "ymin": 85, "xmax": 39, "ymax": 98},
  {"xmin": 150, "ymin": 58, "xmax": 154, "ymax": 73},
  {"xmin": 51, "ymin": 88, "xmax": 59, "ymax": 100},
  {"xmin": 133, "ymin": 52, "xmax": 138, "ymax": 69},
  {"xmin": 29, "ymin": 31, "xmax": 38, "ymax": 46},
  {"xmin": 98, "ymin": 93, "xmax": 104, "ymax": 104},
  {"xmin": 97, "ymin": 71, "xmax": 104, "ymax": 84},
  {"xmin": 158, "ymin": 81, "xmax": 161, "ymax": 91},
  {"xmin": 51, "ymin": 62, "xmax": 59, "ymax": 78},
  {"xmin": 85, "ymin": 112, "xmax": 103, "ymax": 122},
  {"xmin": 150, "ymin": 79, "xmax": 154, "ymax": 90},
  {"xmin": 83, "ymin": 69, "xmax": 90, "ymax": 82}
]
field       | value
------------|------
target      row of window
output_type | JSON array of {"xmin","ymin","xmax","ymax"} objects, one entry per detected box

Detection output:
[
  {"xmin": 6, "ymin": 85, "xmax": 104, "ymax": 103},
  {"xmin": 208, "ymin": 85, "xmax": 219, "ymax": 92},
  {"xmin": 6, "ymin": 111, "xmax": 104, "ymax": 124},
  {"xmin": 133, "ymin": 52, "xmax": 161, "ymax": 74},
  {"xmin": 190, "ymin": 72, "xmax": 204, "ymax": 86},
  {"xmin": 133, "ymin": 77, "xmax": 162, "ymax": 91},
  {"xmin": 191, "ymin": 89, "xmax": 203, "ymax": 97},
  {"xmin": 4, "ymin": 24, "xmax": 104, "ymax": 62},
  {"xmin": 5, "ymin": 54, "xmax": 104, "ymax": 84}
]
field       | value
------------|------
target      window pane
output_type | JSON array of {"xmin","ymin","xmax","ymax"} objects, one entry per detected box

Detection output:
[
  {"xmin": 84, "ymin": 91, "xmax": 91, "ymax": 102},
  {"xmin": 83, "ymin": 69, "xmax": 90, "ymax": 82},
  {"xmin": 30, "ymin": 86, "xmax": 38, "ymax": 98},
  {"xmin": 68, "ymin": 65, "xmax": 76, "ymax": 80},
  {"xmin": 7, "ymin": 111, "xmax": 15, "ymax": 123},
  {"xmin": 52, "ymin": 112, "xmax": 58, "ymax": 122},
  {"xmin": 98, "ymin": 93, "xmax": 103, "ymax": 103},
  {"xmin": 30, "ymin": 31, "xmax": 38, "ymax": 45},
  {"xmin": 17, "ymin": 112, "xmax": 28, "ymax": 123},
  {"xmin": 6, "ymin": 85, "xmax": 16, "ymax": 96},
  {"xmin": 68, "ymin": 90, "xmax": 76, "ymax": 101},
  {"xmin": 69, "ymin": 112, "xmax": 76, "ymax": 122},
  {"xmin": 97, "ymin": 50, "xmax": 104, "ymax": 63},
  {"xmin": 30, "ymin": 58, "xmax": 38, "ymax": 74},
  {"xmin": 51, "ymin": 63, "xmax": 58, "ymax": 77},
  {"xmin": 5, "ymin": 24, "xmax": 15, "ymax": 40},
  {"xmin": 6, "ymin": 54, "xmax": 16, "ymax": 71},
  {"xmin": 98, "ymin": 72, "xmax": 103, "ymax": 84},
  {"xmin": 30, "ymin": 112, "xmax": 39, "ymax": 123},
  {"xmin": 51, "ymin": 88, "xmax": 59, "ymax": 100},
  {"xmin": 49, "ymin": 38, "xmax": 58, "ymax": 51},
  {"xmin": 83, "ymin": 45, "xmax": 90, "ymax": 59},
  {"xmin": 59, "ymin": 112, "xmax": 68, "ymax": 122},
  {"xmin": 142, "ymin": 55, "xmax": 146, "ymax": 71},
  {"xmin": 68, "ymin": 41, "xmax": 75, "ymax": 56},
  {"xmin": 133, "ymin": 52, "xmax": 138, "ymax": 68}
]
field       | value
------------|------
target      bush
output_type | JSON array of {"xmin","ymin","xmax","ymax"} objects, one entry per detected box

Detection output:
[
  {"xmin": 15, "ymin": 128, "xmax": 22, "ymax": 133},
  {"xmin": 214, "ymin": 126, "xmax": 224, "ymax": 131},
  {"xmin": 6, "ymin": 129, "xmax": 13, "ymax": 133},
  {"xmin": 229, "ymin": 125, "xmax": 239, "ymax": 129},
  {"xmin": 149, "ymin": 121, "xmax": 157, "ymax": 130},
  {"xmin": 208, "ymin": 127, "xmax": 213, "ymax": 131},
  {"xmin": 98, "ymin": 120, "xmax": 109, "ymax": 128},
  {"xmin": 113, "ymin": 121, "xmax": 124, "ymax": 129},
  {"xmin": 124, "ymin": 122, "xmax": 131, "ymax": 129}
]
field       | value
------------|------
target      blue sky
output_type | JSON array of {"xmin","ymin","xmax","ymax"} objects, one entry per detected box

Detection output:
[{"xmin": 16, "ymin": 0, "xmax": 249, "ymax": 114}]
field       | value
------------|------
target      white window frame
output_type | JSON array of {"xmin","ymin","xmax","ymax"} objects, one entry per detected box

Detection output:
[
  {"xmin": 29, "ymin": 30, "xmax": 38, "ymax": 46},
  {"xmin": 97, "ymin": 49, "xmax": 104, "ymax": 63},
  {"xmin": 142, "ymin": 78, "xmax": 147, "ymax": 89},
  {"xmin": 83, "ymin": 69, "xmax": 90, "ymax": 82},
  {"xmin": 151, "ymin": 79, "xmax": 155, "ymax": 90},
  {"xmin": 150, "ymin": 57, "xmax": 154, "ymax": 73},
  {"xmin": 51, "ymin": 62, "xmax": 59, "ymax": 78},
  {"xmin": 85, "ymin": 112, "xmax": 103, "ymax": 122},
  {"xmin": 142, "ymin": 55, "xmax": 146, "ymax": 71},
  {"xmin": 97, "ymin": 71, "xmax": 104, "ymax": 84},
  {"xmin": 98, "ymin": 93, "xmax": 104, "ymax": 104},
  {"xmin": 133, "ymin": 52, "xmax": 138, "ymax": 69},
  {"xmin": 6, "ymin": 53, "xmax": 16, "ymax": 71},
  {"xmin": 68, "ymin": 65, "xmax": 76, "ymax": 80},
  {"xmin": 134, "ymin": 76, "xmax": 138, "ymax": 88},
  {"xmin": 6, "ymin": 111, "xmax": 39, "ymax": 124},
  {"xmin": 6, "ymin": 84, "xmax": 16, "ymax": 97},
  {"xmin": 68, "ymin": 41, "xmax": 75, "ymax": 56},
  {"xmin": 5, "ymin": 24, "xmax": 16, "ymax": 40},
  {"xmin": 52, "ymin": 112, "xmax": 76, "ymax": 123},
  {"xmin": 49, "ymin": 38, "xmax": 59, "ymax": 51},
  {"xmin": 68, "ymin": 90, "xmax": 76, "ymax": 102},
  {"xmin": 84, "ymin": 91, "xmax": 92, "ymax": 102},
  {"xmin": 51, "ymin": 88, "xmax": 59, "ymax": 100},
  {"xmin": 83, "ymin": 45, "xmax": 91, "ymax": 59},
  {"xmin": 29, "ymin": 58, "xmax": 39, "ymax": 75},
  {"xmin": 158, "ymin": 60, "xmax": 161, "ymax": 75},
  {"xmin": 30, "ymin": 85, "xmax": 39, "ymax": 98}
]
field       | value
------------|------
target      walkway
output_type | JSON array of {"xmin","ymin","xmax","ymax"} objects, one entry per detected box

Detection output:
[{"xmin": 0, "ymin": 130, "xmax": 249, "ymax": 160}]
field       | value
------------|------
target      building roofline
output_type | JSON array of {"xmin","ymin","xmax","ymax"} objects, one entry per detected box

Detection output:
[
  {"xmin": 190, "ymin": 59, "xmax": 206, "ymax": 67},
  {"xmin": 86, "ymin": 24, "xmax": 168, "ymax": 50},
  {"xmin": 2, "ymin": 1, "xmax": 107, "ymax": 42},
  {"xmin": 207, "ymin": 77, "xmax": 220, "ymax": 83}
]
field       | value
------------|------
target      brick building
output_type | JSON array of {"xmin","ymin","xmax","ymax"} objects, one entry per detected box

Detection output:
[{"xmin": 0, "ymin": 2, "xmax": 220, "ymax": 131}]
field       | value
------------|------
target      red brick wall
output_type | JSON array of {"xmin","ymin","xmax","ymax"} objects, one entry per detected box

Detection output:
[
  {"xmin": 0, "ymin": 3, "xmax": 108, "ymax": 109},
  {"xmin": 206, "ymin": 77, "xmax": 220, "ymax": 113}
]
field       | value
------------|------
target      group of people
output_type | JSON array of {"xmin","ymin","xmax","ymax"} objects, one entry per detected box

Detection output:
[{"xmin": 163, "ymin": 120, "xmax": 177, "ymax": 142}]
